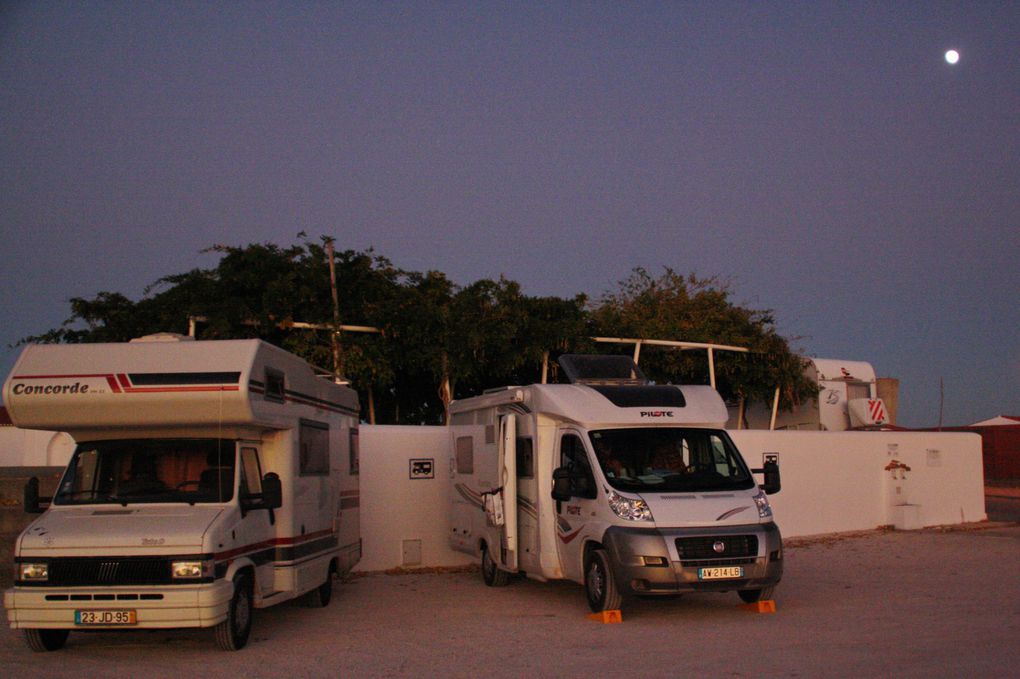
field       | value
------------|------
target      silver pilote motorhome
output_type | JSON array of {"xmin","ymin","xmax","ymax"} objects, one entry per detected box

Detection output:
[
  {"xmin": 2, "ymin": 334, "xmax": 361, "ymax": 651},
  {"xmin": 449, "ymin": 355, "xmax": 782, "ymax": 612}
]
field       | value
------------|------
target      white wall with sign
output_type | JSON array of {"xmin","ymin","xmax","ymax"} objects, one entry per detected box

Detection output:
[
  {"xmin": 728, "ymin": 430, "xmax": 986, "ymax": 535},
  {"xmin": 355, "ymin": 425, "xmax": 473, "ymax": 572}
]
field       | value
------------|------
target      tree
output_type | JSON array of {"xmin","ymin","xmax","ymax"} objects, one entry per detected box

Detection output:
[
  {"xmin": 589, "ymin": 268, "xmax": 815, "ymax": 411},
  {"xmin": 21, "ymin": 243, "xmax": 812, "ymax": 423}
]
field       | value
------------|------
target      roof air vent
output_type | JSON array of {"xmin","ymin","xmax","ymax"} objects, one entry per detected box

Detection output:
[{"xmin": 557, "ymin": 354, "xmax": 649, "ymax": 386}]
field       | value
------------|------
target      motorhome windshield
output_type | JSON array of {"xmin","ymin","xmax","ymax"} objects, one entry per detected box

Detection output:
[
  {"xmin": 54, "ymin": 439, "xmax": 236, "ymax": 505},
  {"xmin": 589, "ymin": 428, "xmax": 754, "ymax": 493}
]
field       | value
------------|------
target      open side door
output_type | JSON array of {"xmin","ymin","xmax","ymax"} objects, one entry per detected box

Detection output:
[{"xmin": 498, "ymin": 413, "xmax": 518, "ymax": 571}]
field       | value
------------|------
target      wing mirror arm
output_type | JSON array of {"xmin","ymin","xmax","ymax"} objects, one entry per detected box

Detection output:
[{"xmin": 24, "ymin": 477, "xmax": 51, "ymax": 514}]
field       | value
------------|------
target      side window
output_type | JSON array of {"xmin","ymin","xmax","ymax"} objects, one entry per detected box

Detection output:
[
  {"xmin": 516, "ymin": 437, "xmax": 534, "ymax": 479},
  {"xmin": 710, "ymin": 434, "xmax": 737, "ymax": 476},
  {"xmin": 240, "ymin": 447, "xmax": 263, "ymax": 496},
  {"xmin": 349, "ymin": 428, "xmax": 360, "ymax": 475},
  {"xmin": 264, "ymin": 368, "xmax": 285, "ymax": 404},
  {"xmin": 455, "ymin": 436, "xmax": 474, "ymax": 474},
  {"xmin": 62, "ymin": 448, "xmax": 100, "ymax": 501},
  {"xmin": 560, "ymin": 434, "xmax": 596, "ymax": 499},
  {"xmin": 299, "ymin": 420, "xmax": 330, "ymax": 476}
]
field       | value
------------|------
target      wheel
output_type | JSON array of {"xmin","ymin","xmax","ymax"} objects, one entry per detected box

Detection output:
[
  {"xmin": 480, "ymin": 544, "xmax": 509, "ymax": 587},
  {"xmin": 24, "ymin": 628, "xmax": 69, "ymax": 652},
  {"xmin": 738, "ymin": 586, "xmax": 775, "ymax": 604},
  {"xmin": 215, "ymin": 572, "xmax": 253, "ymax": 651},
  {"xmin": 585, "ymin": 548, "xmax": 622, "ymax": 613},
  {"xmin": 303, "ymin": 566, "xmax": 334, "ymax": 608}
]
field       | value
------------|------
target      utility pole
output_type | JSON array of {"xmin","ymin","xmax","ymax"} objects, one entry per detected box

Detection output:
[
  {"xmin": 938, "ymin": 377, "xmax": 944, "ymax": 430},
  {"xmin": 325, "ymin": 240, "xmax": 343, "ymax": 382}
]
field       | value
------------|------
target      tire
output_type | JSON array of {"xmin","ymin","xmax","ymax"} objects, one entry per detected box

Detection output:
[
  {"xmin": 215, "ymin": 572, "xmax": 253, "ymax": 651},
  {"xmin": 585, "ymin": 548, "xmax": 623, "ymax": 613},
  {"xmin": 738, "ymin": 586, "xmax": 775, "ymax": 604},
  {"xmin": 24, "ymin": 628, "xmax": 69, "ymax": 652},
  {"xmin": 480, "ymin": 544, "xmax": 509, "ymax": 587},
  {"xmin": 303, "ymin": 566, "xmax": 334, "ymax": 608}
]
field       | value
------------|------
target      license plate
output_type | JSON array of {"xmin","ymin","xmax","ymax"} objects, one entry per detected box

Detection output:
[
  {"xmin": 75, "ymin": 609, "xmax": 137, "ymax": 626},
  {"xmin": 698, "ymin": 566, "xmax": 743, "ymax": 580}
]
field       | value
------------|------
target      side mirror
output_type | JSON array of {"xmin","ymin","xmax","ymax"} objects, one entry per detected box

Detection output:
[
  {"xmin": 551, "ymin": 467, "xmax": 573, "ymax": 502},
  {"xmin": 762, "ymin": 460, "xmax": 781, "ymax": 495},
  {"xmin": 24, "ymin": 477, "xmax": 49, "ymax": 514},
  {"xmin": 261, "ymin": 472, "xmax": 282, "ymax": 510}
]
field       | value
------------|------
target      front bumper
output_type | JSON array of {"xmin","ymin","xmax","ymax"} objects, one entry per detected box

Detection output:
[
  {"xmin": 602, "ymin": 522, "xmax": 783, "ymax": 596},
  {"xmin": 4, "ymin": 579, "xmax": 233, "ymax": 630}
]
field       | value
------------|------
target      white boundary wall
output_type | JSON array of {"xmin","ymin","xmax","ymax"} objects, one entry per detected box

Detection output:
[
  {"xmin": 355, "ymin": 425, "xmax": 473, "ymax": 572},
  {"xmin": 729, "ymin": 430, "xmax": 986, "ymax": 536}
]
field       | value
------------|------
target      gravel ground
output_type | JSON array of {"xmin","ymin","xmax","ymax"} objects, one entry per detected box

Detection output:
[{"xmin": 3, "ymin": 523, "xmax": 1019, "ymax": 678}]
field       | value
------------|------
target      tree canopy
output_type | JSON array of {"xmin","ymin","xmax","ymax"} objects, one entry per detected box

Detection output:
[{"xmin": 22, "ymin": 238, "xmax": 814, "ymax": 423}]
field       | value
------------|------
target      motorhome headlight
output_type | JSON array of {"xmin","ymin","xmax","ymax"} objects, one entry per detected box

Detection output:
[
  {"xmin": 17, "ymin": 562, "xmax": 49, "ymax": 582},
  {"xmin": 171, "ymin": 559, "xmax": 214, "ymax": 580},
  {"xmin": 607, "ymin": 489, "xmax": 653, "ymax": 522},
  {"xmin": 753, "ymin": 488, "xmax": 773, "ymax": 519}
]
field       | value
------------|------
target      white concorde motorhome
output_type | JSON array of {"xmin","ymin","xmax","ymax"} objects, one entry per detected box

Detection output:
[
  {"xmin": 2, "ymin": 334, "xmax": 361, "ymax": 651},
  {"xmin": 449, "ymin": 355, "xmax": 782, "ymax": 612}
]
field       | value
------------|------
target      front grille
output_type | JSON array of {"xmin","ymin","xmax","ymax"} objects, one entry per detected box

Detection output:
[
  {"xmin": 681, "ymin": 557, "xmax": 758, "ymax": 568},
  {"xmin": 676, "ymin": 535, "xmax": 758, "ymax": 565},
  {"xmin": 47, "ymin": 557, "xmax": 172, "ymax": 586}
]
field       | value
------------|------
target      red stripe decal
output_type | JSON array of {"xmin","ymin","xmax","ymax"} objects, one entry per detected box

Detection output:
[
  {"xmin": 558, "ymin": 527, "xmax": 583, "ymax": 544},
  {"xmin": 213, "ymin": 529, "xmax": 335, "ymax": 562}
]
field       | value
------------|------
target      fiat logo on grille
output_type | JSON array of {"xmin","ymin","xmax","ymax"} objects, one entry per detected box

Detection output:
[{"xmin": 713, "ymin": 540, "xmax": 726, "ymax": 554}]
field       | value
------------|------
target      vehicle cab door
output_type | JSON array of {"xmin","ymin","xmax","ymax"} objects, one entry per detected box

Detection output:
[
  {"xmin": 553, "ymin": 430, "xmax": 599, "ymax": 583},
  {"xmin": 235, "ymin": 443, "xmax": 276, "ymax": 597}
]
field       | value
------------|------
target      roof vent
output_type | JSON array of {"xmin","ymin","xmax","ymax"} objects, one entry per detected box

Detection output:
[
  {"xmin": 129, "ymin": 332, "xmax": 195, "ymax": 343},
  {"xmin": 557, "ymin": 354, "xmax": 649, "ymax": 386}
]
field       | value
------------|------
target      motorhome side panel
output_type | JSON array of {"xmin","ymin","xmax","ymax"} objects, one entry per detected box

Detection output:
[
  {"xmin": 448, "ymin": 422, "xmax": 493, "ymax": 558},
  {"xmin": 450, "ymin": 402, "xmax": 562, "ymax": 582},
  {"xmin": 263, "ymin": 416, "xmax": 358, "ymax": 601}
]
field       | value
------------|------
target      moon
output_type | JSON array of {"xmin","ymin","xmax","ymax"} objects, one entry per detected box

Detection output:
[{"xmin": 945, "ymin": 49, "xmax": 960, "ymax": 64}]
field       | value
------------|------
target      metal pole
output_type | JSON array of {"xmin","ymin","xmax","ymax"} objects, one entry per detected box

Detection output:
[{"xmin": 708, "ymin": 347, "xmax": 716, "ymax": 390}]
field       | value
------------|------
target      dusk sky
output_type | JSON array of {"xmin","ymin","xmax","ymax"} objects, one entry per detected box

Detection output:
[{"xmin": 1, "ymin": 2, "xmax": 1017, "ymax": 427}]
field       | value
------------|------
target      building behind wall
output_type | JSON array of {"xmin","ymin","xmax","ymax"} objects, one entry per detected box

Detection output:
[
  {"xmin": 921, "ymin": 416, "xmax": 1020, "ymax": 483},
  {"xmin": 728, "ymin": 358, "xmax": 898, "ymax": 431}
]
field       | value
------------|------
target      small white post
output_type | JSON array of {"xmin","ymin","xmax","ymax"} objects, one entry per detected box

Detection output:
[{"xmin": 769, "ymin": 387, "xmax": 781, "ymax": 431}]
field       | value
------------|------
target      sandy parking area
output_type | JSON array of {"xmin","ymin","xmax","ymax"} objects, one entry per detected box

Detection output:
[{"xmin": 3, "ymin": 523, "xmax": 1019, "ymax": 678}]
